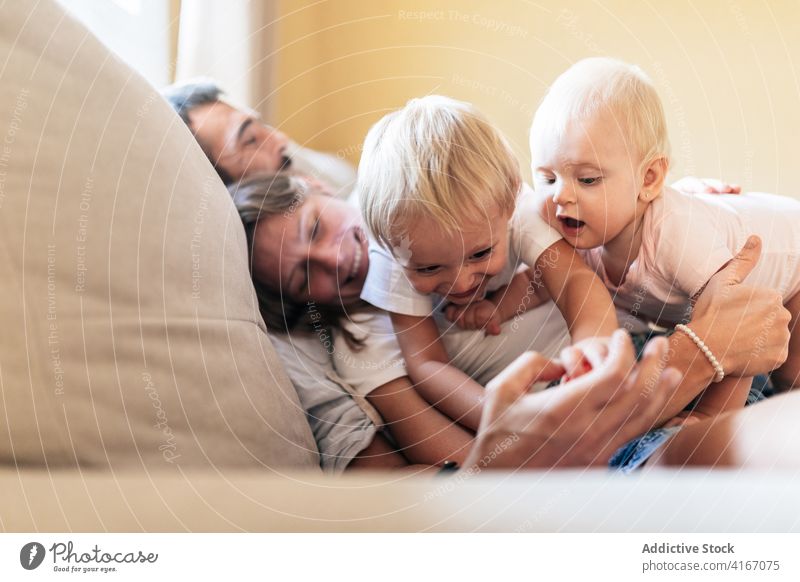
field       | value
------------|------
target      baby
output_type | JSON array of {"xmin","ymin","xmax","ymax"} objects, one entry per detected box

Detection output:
[
  {"xmin": 530, "ymin": 57, "xmax": 800, "ymax": 423},
  {"xmin": 356, "ymin": 95, "xmax": 619, "ymax": 430}
]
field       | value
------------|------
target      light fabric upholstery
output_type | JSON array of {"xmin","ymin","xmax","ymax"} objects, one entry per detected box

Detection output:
[{"xmin": 0, "ymin": 0, "xmax": 319, "ymax": 471}]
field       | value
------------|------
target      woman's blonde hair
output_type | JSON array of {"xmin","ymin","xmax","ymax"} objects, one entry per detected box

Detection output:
[
  {"xmin": 531, "ymin": 57, "xmax": 671, "ymax": 172},
  {"xmin": 356, "ymin": 95, "xmax": 521, "ymax": 252}
]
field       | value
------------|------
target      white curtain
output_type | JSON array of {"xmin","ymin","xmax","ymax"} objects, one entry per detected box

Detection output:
[
  {"xmin": 59, "ymin": 0, "xmax": 174, "ymax": 88},
  {"xmin": 174, "ymin": 0, "xmax": 276, "ymax": 120}
]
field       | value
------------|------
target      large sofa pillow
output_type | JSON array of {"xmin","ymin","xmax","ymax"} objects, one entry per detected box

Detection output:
[{"xmin": 0, "ymin": 0, "xmax": 319, "ymax": 470}]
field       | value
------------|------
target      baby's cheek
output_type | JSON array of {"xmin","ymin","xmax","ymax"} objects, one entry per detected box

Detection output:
[{"xmin": 486, "ymin": 252, "xmax": 508, "ymax": 276}]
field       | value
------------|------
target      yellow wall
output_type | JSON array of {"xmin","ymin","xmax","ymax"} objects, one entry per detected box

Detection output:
[{"xmin": 273, "ymin": 0, "xmax": 800, "ymax": 192}]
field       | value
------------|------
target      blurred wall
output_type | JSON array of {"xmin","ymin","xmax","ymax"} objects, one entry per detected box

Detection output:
[{"xmin": 272, "ymin": 0, "xmax": 800, "ymax": 192}]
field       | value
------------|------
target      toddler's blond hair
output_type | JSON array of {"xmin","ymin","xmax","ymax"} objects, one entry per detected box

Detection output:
[
  {"xmin": 531, "ymin": 57, "xmax": 670, "ymax": 172},
  {"xmin": 357, "ymin": 95, "xmax": 520, "ymax": 251}
]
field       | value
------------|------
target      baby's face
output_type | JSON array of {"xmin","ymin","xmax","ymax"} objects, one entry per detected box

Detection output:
[
  {"xmin": 396, "ymin": 204, "xmax": 511, "ymax": 306},
  {"xmin": 531, "ymin": 111, "xmax": 645, "ymax": 249}
]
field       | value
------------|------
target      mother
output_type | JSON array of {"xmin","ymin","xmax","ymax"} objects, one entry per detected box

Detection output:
[{"xmin": 164, "ymin": 80, "xmax": 796, "ymax": 473}]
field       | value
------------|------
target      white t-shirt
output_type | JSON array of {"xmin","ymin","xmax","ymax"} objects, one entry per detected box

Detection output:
[
  {"xmin": 360, "ymin": 184, "xmax": 563, "ymax": 316},
  {"xmin": 581, "ymin": 187, "xmax": 800, "ymax": 326},
  {"xmin": 270, "ymin": 331, "xmax": 380, "ymax": 473},
  {"xmin": 333, "ymin": 304, "xmax": 572, "ymax": 397}
]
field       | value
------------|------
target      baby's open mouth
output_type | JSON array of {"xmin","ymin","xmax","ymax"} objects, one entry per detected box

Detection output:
[
  {"xmin": 448, "ymin": 285, "xmax": 481, "ymax": 300},
  {"xmin": 558, "ymin": 216, "xmax": 586, "ymax": 230}
]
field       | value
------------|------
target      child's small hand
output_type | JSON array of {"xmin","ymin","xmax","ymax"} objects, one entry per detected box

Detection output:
[
  {"xmin": 671, "ymin": 176, "xmax": 741, "ymax": 195},
  {"xmin": 445, "ymin": 300, "xmax": 503, "ymax": 336},
  {"xmin": 559, "ymin": 336, "xmax": 613, "ymax": 381}
]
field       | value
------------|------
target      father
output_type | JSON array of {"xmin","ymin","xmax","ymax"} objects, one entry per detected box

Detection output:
[
  {"xmin": 162, "ymin": 78, "xmax": 792, "ymax": 473},
  {"xmin": 162, "ymin": 78, "xmax": 356, "ymax": 195}
]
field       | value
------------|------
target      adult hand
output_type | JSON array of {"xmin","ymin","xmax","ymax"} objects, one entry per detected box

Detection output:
[
  {"xmin": 689, "ymin": 235, "xmax": 791, "ymax": 377},
  {"xmin": 672, "ymin": 176, "xmax": 741, "ymax": 194},
  {"xmin": 462, "ymin": 330, "xmax": 682, "ymax": 470},
  {"xmin": 559, "ymin": 336, "xmax": 613, "ymax": 380}
]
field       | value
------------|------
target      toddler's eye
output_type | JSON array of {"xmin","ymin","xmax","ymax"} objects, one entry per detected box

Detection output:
[
  {"xmin": 578, "ymin": 177, "xmax": 600, "ymax": 185},
  {"xmin": 471, "ymin": 246, "xmax": 494, "ymax": 260},
  {"xmin": 415, "ymin": 265, "xmax": 441, "ymax": 275},
  {"xmin": 309, "ymin": 218, "xmax": 320, "ymax": 241}
]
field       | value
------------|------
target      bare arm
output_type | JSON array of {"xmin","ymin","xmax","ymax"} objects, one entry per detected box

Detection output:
[
  {"xmin": 391, "ymin": 312, "xmax": 485, "ymax": 431},
  {"xmin": 650, "ymin": 390, "xmax": 800, "ymax": 469},
  {"xmin": 537, "ymin": 239, "xmax": 618, "ymax": 341},
  {"xmin": 490, "ymin": 267, "xmax": 549, "ymax": 321},
  {"xmin": 366, "ymin": 376, "xmax": 474, "ymax": 466},
  {"xmin": 656, "ymin": 235, "xmax": 790, "ymax": 423}
]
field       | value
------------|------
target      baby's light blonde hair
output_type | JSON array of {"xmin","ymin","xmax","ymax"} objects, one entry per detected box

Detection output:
[
  {"xmin": 357, "ymin": 95, "xmax": 521, "ymax": 251},
  {"xmin": 531, "ymin": 57, "xmax": 670, "ymax": 172}
]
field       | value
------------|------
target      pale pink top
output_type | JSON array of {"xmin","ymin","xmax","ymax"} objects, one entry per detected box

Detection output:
[{"xmin": 580, "ymin": 187, "xmax": 800, "ymax": 326}]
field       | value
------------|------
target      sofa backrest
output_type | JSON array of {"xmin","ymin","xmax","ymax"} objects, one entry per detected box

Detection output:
[{"xmin": 0, "ymin": 0, "xmax": 320, "ymax": 471}]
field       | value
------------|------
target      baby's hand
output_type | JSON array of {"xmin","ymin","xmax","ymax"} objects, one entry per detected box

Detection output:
[
  {"xmin": 445, "ymin": 300, "xmax": 502, "ymax": 336},
  {"xmin": 559, "ymin": 336, "xmax": 613, "ymax": 381},
  {"xmin": 671, "ymin": 176, "xmax": 741, "ymax": 194}
]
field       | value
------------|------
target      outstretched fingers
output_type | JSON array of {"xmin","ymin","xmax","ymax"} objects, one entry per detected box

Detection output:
[
  {"xmin": 501, "ymin": 331, "xmax": 637, "ymax": 438},
  {"xmin": 482, "ymin": 351, "xmax": 565, "ymax": 431}
]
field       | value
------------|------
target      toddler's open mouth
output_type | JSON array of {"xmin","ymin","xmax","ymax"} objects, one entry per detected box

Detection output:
[
  {"xmin": 558, "ymin": 215, "xmax": 586, "ymax": 235},
  {"xmin": 448, "ymin": 285, "xmax": 481, "ymax": 300}
]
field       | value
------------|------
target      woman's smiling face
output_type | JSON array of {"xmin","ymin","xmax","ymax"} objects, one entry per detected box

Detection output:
[{"xmin": 251, "ymin": 193, "xmax": 370, "ymax": 307}]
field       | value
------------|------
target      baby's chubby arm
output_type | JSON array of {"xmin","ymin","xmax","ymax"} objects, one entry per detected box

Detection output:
[
  {"xmin": 536, "ymin": 240, "xmax": 619, "ymax": 342},
  {"xmin": 493, "ymin": 266, "xmax": 552, "ymax": 318},
  {"xmin": 391, "ymin": 312, "xmax": 486, "ymax": 431},
  {"xmin": 525, "ymin": 186, "xmax": 618, "ymax": 344}
]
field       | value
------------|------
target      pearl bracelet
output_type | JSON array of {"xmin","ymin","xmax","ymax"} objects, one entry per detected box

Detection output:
[{"xmin": 674, "ymin": 324, "xmax": 725, "ymax": 383}]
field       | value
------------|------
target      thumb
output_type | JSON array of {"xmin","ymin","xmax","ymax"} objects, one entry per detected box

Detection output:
[
  {"xmin": 559, "ymin": 346, "xmax": 585, "ymax": 379},
  {"xmin": 486, "ymin": 352, "xmax": 565, "ymax": 399},
  {"xmin": 709, "ymin": 235, "xmax": 762, "ymax": 288}
]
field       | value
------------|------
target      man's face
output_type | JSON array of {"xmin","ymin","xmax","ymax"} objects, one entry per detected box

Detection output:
[{"xmin": 188, "ymin": 100, "xmax": 290, "ymax": 182}]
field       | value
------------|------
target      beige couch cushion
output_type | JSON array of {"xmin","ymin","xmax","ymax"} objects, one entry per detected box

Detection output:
[{"xmin": 0, "ymin": 0, "xmax": 319, "ymax": 471}]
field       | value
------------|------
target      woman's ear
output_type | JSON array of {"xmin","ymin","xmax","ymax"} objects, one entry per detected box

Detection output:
[{"xmin": 639, "ymin": 157, "xmax": 669, "ymax": 202}]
